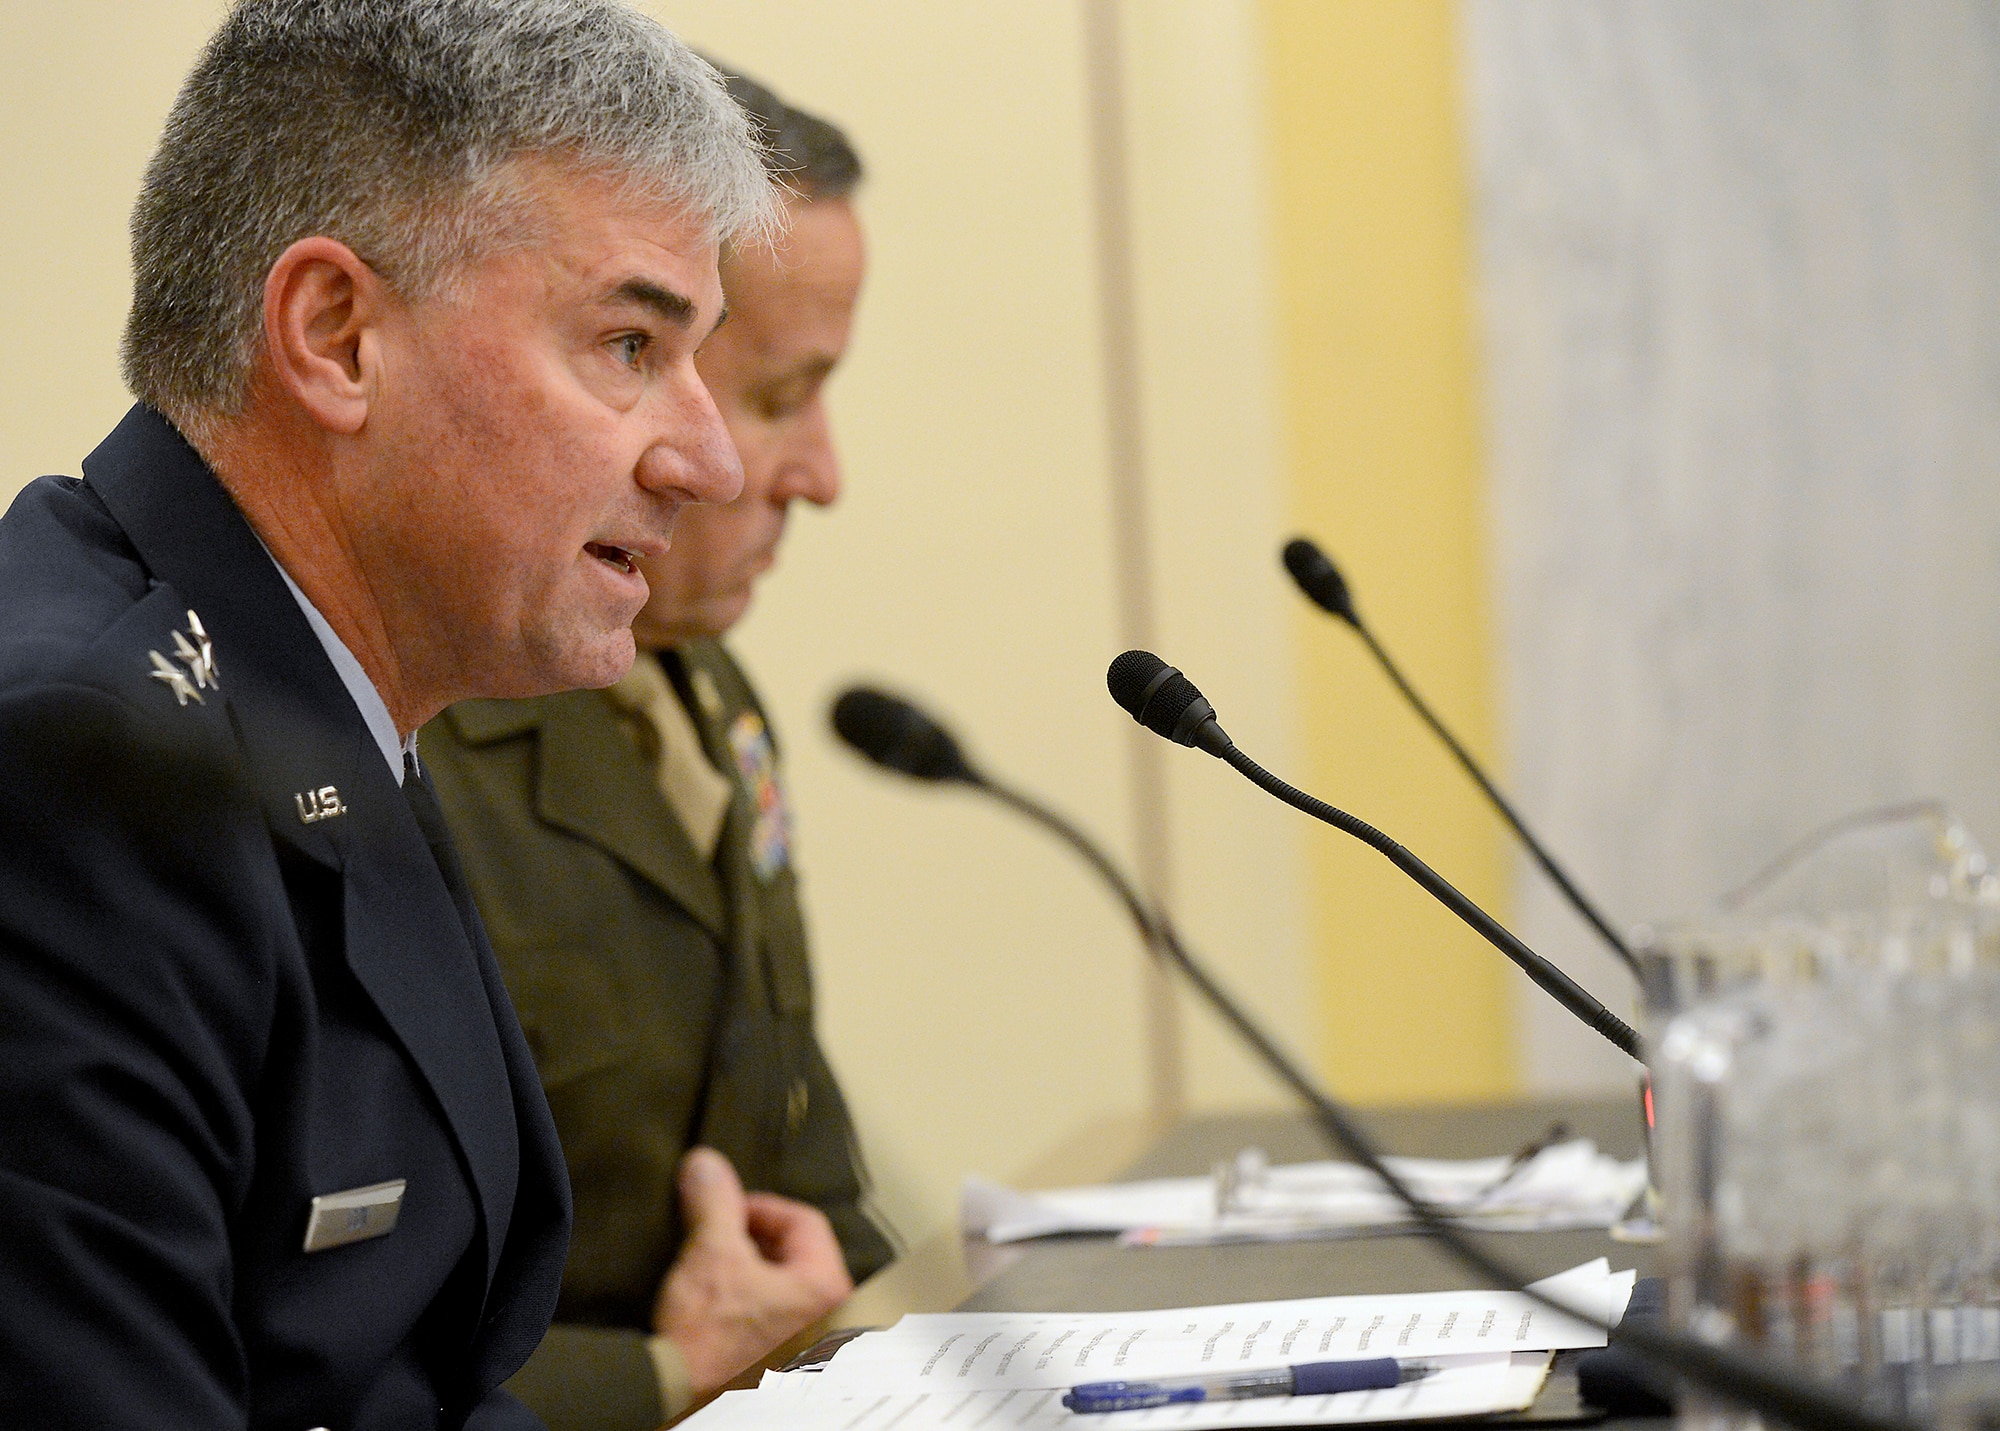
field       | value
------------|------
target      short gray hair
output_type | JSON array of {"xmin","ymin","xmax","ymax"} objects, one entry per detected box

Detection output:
[{"xmin": 122, "ymin": 0, "xmax": 779, "ymax": 430}]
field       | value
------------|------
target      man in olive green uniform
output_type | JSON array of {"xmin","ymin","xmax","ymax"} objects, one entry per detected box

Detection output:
[{"xmin": 423, "ymin": 73, "xmax": 888, "ymax": 1431}]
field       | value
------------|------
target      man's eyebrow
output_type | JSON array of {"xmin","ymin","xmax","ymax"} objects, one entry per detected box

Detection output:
[{"xmin": 605, "ymin": 278, "xmax": 697, "ymax": 327}]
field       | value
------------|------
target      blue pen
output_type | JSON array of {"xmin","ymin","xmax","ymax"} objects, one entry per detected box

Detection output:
[{"xmin": 1063, "ymin": 1356, "xmax": 1438, "ymax": 1414}]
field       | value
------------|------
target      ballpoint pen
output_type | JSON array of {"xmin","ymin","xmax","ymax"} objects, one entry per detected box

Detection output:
[{"xmin": 1063, "ymin": 1355, "xmax": 1440, "ymax": 1414}]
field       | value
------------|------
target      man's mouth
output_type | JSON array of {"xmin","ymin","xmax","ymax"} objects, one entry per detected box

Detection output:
[{"xmin": 586, "ymin": 542, "xmax": 638, "ymax": 575}]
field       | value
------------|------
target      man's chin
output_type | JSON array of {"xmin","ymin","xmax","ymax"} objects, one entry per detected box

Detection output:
[
  {"xmin": 507, "ymin": 626, "xmax": 640, "ymax": 698},
  {"xmin": 702, "ymin": 587, "xmax": 757, "ymax": 639},
  {"xmin": 572, "ymin": 631, "xmax": 642, "ymax": 690},
  {"xmin": 632, "ymin": 593, "xmax": 754, "ymax": 650}
]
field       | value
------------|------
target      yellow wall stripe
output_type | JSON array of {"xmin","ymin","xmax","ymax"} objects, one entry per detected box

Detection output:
[{"xmin": 1259, "ymin": 0, "xmax": 1514, "ymax": 1103}]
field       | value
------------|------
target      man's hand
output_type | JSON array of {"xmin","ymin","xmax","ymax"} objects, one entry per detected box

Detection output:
[{"xmin": 655, "ymin": 1146, "xmax": 855, "ymax": 1396}]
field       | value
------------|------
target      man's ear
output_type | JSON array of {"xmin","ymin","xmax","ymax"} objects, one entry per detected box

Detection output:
[{"xmin": 262, "ymin": 237, "xmax": 388, "ymax": 435}]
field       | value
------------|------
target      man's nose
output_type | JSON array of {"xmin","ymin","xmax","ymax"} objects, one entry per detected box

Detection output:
[
  {"xmin": 771, "ymin": 404, "xmax": 841, "ymax": 509},
  {"xmin": 642, "ymin": 376, "xmax": 744, "ymax": 507}
]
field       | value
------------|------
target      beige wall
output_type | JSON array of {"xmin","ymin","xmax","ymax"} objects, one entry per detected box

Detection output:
[
  {"xmin": 0, "ymin": 1, "xmax": 230, "ymax": 485},
  {"xmin": 0, "ymin": 0, "xmax": 1306, "ymax": 1245}
]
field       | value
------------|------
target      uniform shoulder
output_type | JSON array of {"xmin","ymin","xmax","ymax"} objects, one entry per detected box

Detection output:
[
  {"xmin": 429, "ymin": 690, "xmax": 607, "ymax": 750},
  {"xmin": 0, "ymin": 475, "xmax": 155, "ymax": 694},
  {"xmin": 0, "ymin": 476, "xmax": 240, "ymax": 755}
]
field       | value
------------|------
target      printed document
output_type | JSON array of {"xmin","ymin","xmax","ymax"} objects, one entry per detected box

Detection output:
[
  {"xmin": 675, "ymin": 1260, "xmax": 1635, "ymax": 1429},
  {"xmin": 688, "ymin": 1353, "xmax": 1550, "ymax": 1428}
]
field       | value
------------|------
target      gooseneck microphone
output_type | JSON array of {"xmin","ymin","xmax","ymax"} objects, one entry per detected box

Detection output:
[
  {"xmin": 830, "ymin": 687, "xmax": 982, "ymax": 784},
  {"xmin": 1105, "ymin": 651, "xmax": 1640, "ymax": 1061},
  {"xmin": 832, "ymin": 683, "xmax": 1913, "ymax": 1431},
  {"xmin": 1282, "ymin": 538, "xmax": 1638, "ymax": 977}
]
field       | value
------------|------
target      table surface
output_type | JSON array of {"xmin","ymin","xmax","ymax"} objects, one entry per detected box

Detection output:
[
  {"xmin": 782, "ymin": 1096, "xmax": 1670, "ymax": 1429},
  {"xmin": 839, "ymin": 1095, "xmax": 1656, "ymax": 1329}
]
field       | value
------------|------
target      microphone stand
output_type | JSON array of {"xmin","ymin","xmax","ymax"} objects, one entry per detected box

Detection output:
[
  {"xmin": 1345, "ymin": 617, "xmax": 1640, "ymax": 976},
  {"xmin": 1286, "ymin": 538, "xmax": 1638, "ymax": 976},
  {"xmin": 1214, "ymin": 745, "xmax": 1641, "ymax": 1060}
]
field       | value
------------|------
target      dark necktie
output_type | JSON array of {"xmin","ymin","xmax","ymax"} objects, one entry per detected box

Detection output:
[{"xmin": 402, "ymin": 752, "xmax": 482, "ymax": 941}]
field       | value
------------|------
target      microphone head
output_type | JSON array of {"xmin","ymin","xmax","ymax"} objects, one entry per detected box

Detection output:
[
  {"xmin": 1282, "ymin": 537, "xmax": 1360, "ymax": 627},
  {"xmin": 830, "ymin": 687, "xmax": 981, "ymax": 784},
  {"xmin": 1106, "ymin": 650, "xmax": 1232, "ymax": 756}
]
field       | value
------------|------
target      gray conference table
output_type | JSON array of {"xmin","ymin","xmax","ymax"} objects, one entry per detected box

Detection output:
[{"xmin": 756, "ymin": 1096, "xmax": 1671, "ymax": 1428}]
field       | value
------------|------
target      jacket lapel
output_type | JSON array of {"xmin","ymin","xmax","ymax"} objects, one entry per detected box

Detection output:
[
  {"xmin": 81, "ymin": 404, "xmax": 522, "ymax": 1283},
  {"xmin": 523, "ymin": 692, "xmax": 731, "ymax": 938},
  {"xmin": 340, "ymin": 761, "xmax": 519, "ymax": 1281}
]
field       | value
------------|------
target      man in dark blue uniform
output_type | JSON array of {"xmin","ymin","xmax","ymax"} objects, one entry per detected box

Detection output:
[{"xmin": 0, "ymin": 2, "xmax": 774, "ymax": 1427}]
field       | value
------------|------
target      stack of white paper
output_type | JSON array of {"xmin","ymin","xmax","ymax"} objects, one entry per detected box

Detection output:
[
  {"xmin": 676, "ymin": 1261, "xmax": 1636, "ymax": 1430},
  {"xmin": 963, "ymin": 1140, "xmax": 1647, "ymax": 1246}
]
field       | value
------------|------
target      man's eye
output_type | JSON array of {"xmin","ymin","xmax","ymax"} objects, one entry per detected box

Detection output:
[
  {"xmin": 613, "ymin": 333, "xmax": 649, "ymax": 367},
  {"xmin": 755, "ymin": 380, "xmax": 814, "ymax": 420}
]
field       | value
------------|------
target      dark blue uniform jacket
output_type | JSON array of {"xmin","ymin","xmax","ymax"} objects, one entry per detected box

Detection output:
[{"xmin": 0, "ymin": 406, "xmax": 571, "ymax": 1428}]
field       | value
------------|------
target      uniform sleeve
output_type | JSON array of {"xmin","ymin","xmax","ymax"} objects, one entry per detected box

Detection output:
[
  {"xmin": 463, "ymin": 1384, "xmax": 557, "ymax": 1431},
  {"xmin": 647, "ymin": 1335, "xmax": 697, "ymax": 1422},
  {"xmin": 0, "ymin": 683, "xmax": 281, "ymax": 1428},
  {"xmin": 779, "ymin": 1028, "xmax": 898, "ymax": 1284},
  {"xmin": 506, "ymin": 1323, "xmax": 674, "ymax": 1431}
]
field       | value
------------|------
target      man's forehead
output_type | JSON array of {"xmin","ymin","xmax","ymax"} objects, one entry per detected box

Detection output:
[{"xmin": 506, "ymin": 157, "xmax": 724, "ymax": 289}]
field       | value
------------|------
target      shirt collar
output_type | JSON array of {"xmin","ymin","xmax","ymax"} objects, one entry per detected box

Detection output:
[{"xmin": 265, "ymin": 550, "xmax": 415, "ymax": 785}]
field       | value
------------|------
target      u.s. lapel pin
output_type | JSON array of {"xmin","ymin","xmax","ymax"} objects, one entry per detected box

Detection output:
[
  {"xmin": 147, "ymin": 608, "xmax": 219, "ymax": 707},
  {"xmin": 295, "ymin": 786, "xmax": 346, "ymax": 825}
]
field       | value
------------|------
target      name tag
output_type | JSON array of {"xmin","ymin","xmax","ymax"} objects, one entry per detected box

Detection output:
[{"xmin": 302, "ymin": 1178, "xmax": 406, "ymax": 1253}]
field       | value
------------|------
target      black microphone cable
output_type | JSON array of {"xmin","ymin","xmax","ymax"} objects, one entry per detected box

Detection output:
[
  {"xmin": 832, "ymin": 682, "xmax": 1922, "ymax": 1431},
  {"xmin": 1283, "ymin": 537, "xmax": 1638, "ymax": 977}
]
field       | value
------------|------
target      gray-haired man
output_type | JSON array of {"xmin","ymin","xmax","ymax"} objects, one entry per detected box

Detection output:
[
  {"xmin": 427, "ymin": 71, "xmax": 886, "ymax": 1430},
  {"xmin": 0, "ymin": 2, "xmax": 772, "ymax": 1427}
]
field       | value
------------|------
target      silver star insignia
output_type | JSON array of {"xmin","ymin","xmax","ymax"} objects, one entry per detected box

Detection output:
[
  {"xmin": 171, "ymin": 610, "xmax": 219, "ymax": 691},
  {"xmin": 148, "ymin": 649, "xmax": 203, "ymax": 706},
  {"xmin": 147, "ymin": 610, "xmax": 219, "ymax": 708}
]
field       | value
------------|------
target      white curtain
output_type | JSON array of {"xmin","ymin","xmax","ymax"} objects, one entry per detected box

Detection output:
[{"xmin": 1462, "ymin": 0, "xmax": 2000, "ymax": 1090}]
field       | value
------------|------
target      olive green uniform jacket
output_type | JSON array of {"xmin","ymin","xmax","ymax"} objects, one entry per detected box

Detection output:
[{"xmin": 422, "ymin": 640, "xmax": 893, "ymax": 1431}]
